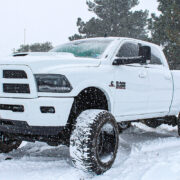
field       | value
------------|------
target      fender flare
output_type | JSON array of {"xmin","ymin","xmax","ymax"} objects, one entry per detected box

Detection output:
[{"xmin": 72, "ymin": 80, "xmax": 114, "ymax": 112}]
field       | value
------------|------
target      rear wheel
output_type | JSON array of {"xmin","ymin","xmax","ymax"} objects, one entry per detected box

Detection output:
[
  {"xmin": 0, "ymin": 133, "xmax": 22, "ymax": 153},
  {"xmin": 178, "ymin": 115, "xmax": 180, "ymax": 136},
  {"xmin": 70, "ymin": 110, "xmax": 119, "ymax": 175}
]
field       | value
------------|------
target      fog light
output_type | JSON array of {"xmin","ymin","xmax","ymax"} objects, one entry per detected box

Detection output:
[{"xmin": 40, "ymin": 107, "xmax": 55, "ymax": 114}]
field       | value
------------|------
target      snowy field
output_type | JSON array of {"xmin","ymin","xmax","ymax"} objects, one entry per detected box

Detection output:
[{"xmin": 0, "ymin": 123, "xmax": 180, "ymax": 180}]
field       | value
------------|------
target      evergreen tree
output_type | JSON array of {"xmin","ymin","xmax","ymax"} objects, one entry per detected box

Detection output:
[
  {"xmin": 16, "ymin": 42, "xmax": 53, "ymax": 53},
  {"xmin": 148, "ymin": 0, "xmax": 180, "ymax": 69},
  {"xmin": 69, "ymin": 0, "xmax": 149, "ymax": 41}
]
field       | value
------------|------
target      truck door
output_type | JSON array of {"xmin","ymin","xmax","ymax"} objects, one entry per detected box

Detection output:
[
  {"xmin": 145, "ymin": 46, "xmax": 173, "ymax": 114},
  {"xmin": 113, "ymin": 41, "xmax": 149, "ymax": 117}
]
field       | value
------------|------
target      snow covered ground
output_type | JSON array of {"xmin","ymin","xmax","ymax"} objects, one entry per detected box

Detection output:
[{"xmin": 0, "ymin": 123, "xmax": 180, "ymax": 180}]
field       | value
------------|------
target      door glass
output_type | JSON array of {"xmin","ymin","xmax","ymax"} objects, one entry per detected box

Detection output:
[
  {"xmin": 150, "ymin": 47, "xmax": 163, "ymax": 65},
  {"xmin": 116, "ymin": 43, "xmax": 139, "ymax": 57}
]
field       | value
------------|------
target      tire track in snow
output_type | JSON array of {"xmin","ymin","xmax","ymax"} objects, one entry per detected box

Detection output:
[{"xmin": 0, "ymin": 123, "xmax": 179, "ymax": 180}]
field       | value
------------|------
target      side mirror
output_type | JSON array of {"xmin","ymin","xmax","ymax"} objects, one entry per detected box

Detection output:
[
  {"xmin": 139, "ymin": 46, "xmax": 151, "ymax": 63},
  {"xmin": 112, "ymin": 46, "xmax": 151, "ymax": 66}
]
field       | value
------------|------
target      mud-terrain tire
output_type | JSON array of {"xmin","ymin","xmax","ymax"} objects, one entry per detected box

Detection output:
[
  {"xmin": 144, "ymin": 119, "xmax": 161, "ymax": 128},
  {"xmin": 118, "ymin": 122, "xmax": 131, "ymax": 132},
  {"xmin": 70, "ymin": 110, "xmax": 119, "ymax": 175},
  {"xmin": 0, "ymin": 133, "xmax": 22, "ymax": 153}
]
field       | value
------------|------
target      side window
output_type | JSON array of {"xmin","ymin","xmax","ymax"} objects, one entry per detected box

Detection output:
[
  {"xmin": 116, "ymin": 42, "xmax": 139, "ymax": 58},
  {"xmin": 150, "ymin": 47, "xmax": 162, "ymax": 65}
]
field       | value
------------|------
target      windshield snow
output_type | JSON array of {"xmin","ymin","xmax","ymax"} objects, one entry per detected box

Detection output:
[{"xmin": 50, "ymin": 39, "xmax": 112, "ymax": 59}]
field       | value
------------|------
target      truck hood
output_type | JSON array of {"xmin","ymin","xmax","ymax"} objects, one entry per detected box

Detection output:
[{"xmin": 0, "ymin": 52, "xmax": 101, "ymax": 73}]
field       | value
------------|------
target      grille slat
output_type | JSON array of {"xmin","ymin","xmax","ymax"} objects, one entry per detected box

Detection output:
[
  {"xmin": 3, "ymin": 70, "xmax": 27, "ymax": 79},
  {"xmin": 3, "ymin": 84, "xmax": 30, "ymax": 94}
]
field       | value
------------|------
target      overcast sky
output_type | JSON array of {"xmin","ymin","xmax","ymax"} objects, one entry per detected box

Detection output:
[{"xmin": 0, "ymin": 0, "xmax": 159, "ymax": 56}]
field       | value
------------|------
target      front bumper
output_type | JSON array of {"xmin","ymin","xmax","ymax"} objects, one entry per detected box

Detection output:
[
  {"xmin": 0, "ymin": 119, "xmax": 69, "ymax": 145},
  {"xmin": 0, "ymin": 97, "xmax": 74, "ymax": 126},
  {"xmin": 0, "ymin": 119, "xmax": 64, "ymax": 136}
]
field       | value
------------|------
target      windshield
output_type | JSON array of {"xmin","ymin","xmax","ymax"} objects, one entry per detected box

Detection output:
[{"xmin": 50, "ymin": 39, "xmax": 112, "ymax": 59}]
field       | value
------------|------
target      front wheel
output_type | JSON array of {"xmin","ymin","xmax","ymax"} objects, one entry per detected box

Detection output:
[
  {"xmin": 70, "ymin": 110, "xmax": 119, "ymax": 175},
  {"xmin": 0, "ymin": 133, "xmax": 22, "ymax": 153}
]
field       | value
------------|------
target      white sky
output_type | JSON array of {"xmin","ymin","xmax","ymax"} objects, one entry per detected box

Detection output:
[{"xmin": 0, "ymin": 0, "xmax": 159, "ymax": 56}]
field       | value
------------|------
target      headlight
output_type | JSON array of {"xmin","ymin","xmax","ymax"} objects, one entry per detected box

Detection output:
[{"xmin": 35, "ymin": 74, "xmax": 72, "ymax": 93}]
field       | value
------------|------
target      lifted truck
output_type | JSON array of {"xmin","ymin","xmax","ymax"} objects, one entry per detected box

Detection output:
[{"xmin": 0, "ymin": 37, "xmax": 180, "ymax": 174}]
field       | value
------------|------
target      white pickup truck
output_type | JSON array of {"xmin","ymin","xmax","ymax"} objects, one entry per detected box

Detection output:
[{"xmin": 0, "ymin": 37, "xmax": 180, "ymax": 174}]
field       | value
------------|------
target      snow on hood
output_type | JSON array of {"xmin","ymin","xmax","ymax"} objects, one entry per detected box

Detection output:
[
  {"xmin": 13, "ymin": 52, "xmax": 75, "ymax": 57},
  {"xmin": 0, "ymin": 52, "xmax": 101, "ymax": 73}
]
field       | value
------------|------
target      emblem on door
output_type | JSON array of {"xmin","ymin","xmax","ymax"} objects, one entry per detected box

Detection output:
[{"xmin": 109, "ymin": 81, "xmax": 126, "ymax": 89}]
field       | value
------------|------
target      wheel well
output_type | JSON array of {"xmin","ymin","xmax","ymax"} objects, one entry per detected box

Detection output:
[{"xmin": 67, "ymin": 87, "xmax": 109, "ymax": 131}]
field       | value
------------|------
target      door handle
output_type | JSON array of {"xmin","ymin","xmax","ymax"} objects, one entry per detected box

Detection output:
[{"xmin": 139, "ymin": 72, "xmax": 147, "ymax": 78}]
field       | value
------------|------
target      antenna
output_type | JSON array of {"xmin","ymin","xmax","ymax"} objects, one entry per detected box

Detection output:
[{"xmin": 24, "ymin": 28, "xmax": 26, "ymax": 45}]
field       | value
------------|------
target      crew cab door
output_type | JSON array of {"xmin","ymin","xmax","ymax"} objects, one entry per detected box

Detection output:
[
  {"xmin": 113, "ymin": 41, "xmax": 149, "ymax": 117},
  {"xmin": 145, "ymin": 46, "xmax": 173, "ymax": 114}
]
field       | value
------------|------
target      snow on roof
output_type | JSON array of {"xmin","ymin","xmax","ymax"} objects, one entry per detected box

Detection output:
[
  {"xmin": 70, "ymin": 37, "xmax": 158, "ymax": 47},
  {"xmin": 71, "ymin": 37, "xmax": 120, "ymax": 42}
]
